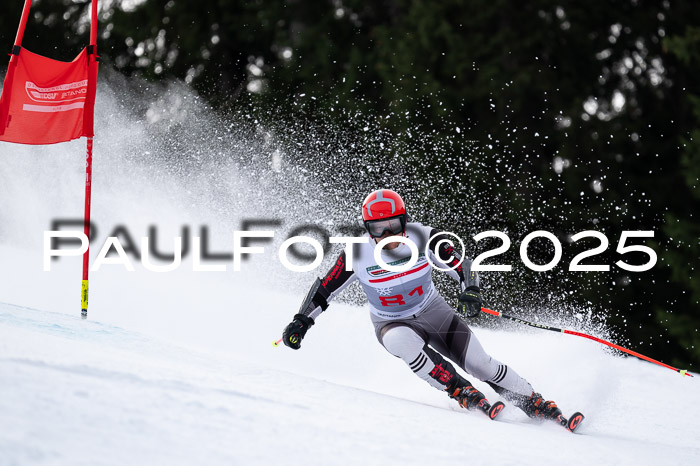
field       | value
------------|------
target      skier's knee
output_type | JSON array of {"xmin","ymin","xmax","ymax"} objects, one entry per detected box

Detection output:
[{"xmin": 381, "ymin": 325, "xmax": 425, "ymax": 360}]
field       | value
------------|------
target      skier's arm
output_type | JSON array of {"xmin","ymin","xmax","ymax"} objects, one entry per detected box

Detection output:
[
  {"xmin": 282, "ymin": 251, "xmax": 357, "ymax": 349},
  {"xmin": 427, "ymin": 229, "xmax": 482, "ymax": 318},
  {"xmin": 427, "ymin": 229, "xmax": 479, "ymax": 291},
  {"xmin": 298, "ymin": 250, "xmax": 357, "ymax": 320}
]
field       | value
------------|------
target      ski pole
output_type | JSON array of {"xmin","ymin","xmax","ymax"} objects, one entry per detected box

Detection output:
[
  {"xmin": 272, "ymin": 337, "xmax": 283, "ymax": 347},
  {"xmin": 480, "ymin": 307, "xmax": 693, "ymax": 377}
]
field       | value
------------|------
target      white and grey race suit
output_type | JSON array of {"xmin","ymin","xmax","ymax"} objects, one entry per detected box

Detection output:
[{"xmin": 297, "ymin": 222, "xmax": 534, "ymax": 403}]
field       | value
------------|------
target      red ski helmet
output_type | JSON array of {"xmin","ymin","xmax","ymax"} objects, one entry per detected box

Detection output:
[{"xmin": 362, "ymin": 189, "xmax": 407, "ymax": 237}]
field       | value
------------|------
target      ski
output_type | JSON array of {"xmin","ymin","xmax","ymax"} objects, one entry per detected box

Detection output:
[
  {"xmin": 554, "ymin": 411, "xmax": 585, "ymax": 433},
  {"xmin": 476, "ymin": 400, "xmax": 506, "ymax": 420}
]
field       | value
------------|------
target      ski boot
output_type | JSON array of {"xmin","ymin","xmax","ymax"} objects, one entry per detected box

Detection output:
[
  {"xmin": 490, "ymin": 386, "xmax": 584, "ymax": 432},
  {"xmin": 523, "ymin": 391, "xmax": 562, "ymax": 420},
  {"xmin": 447, "ymin": 380, "xmax": 505, "ymax": 420},
  {"xmin": 525, "ymin": 392, "xmax": 585, "ymax": 432},
  {"xmin": 448, "ymin": 382, "xmax": 485, "ymax": 410}
]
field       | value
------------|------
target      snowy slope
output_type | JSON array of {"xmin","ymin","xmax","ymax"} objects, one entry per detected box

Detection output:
[
  {"xmin": 1, "ymin": 81, "xmax": 699, "ymax": 466},
  {"xmin": 1, "ymin": 296, "xmax": 699, "ymax": 466}
]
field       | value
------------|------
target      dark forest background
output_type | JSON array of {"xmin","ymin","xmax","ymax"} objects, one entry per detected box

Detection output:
[{"xmin": 1, "ymin": 0, "xmax": 699, "ymax": 369}]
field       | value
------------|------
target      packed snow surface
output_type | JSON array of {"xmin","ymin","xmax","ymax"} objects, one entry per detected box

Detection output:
[
  {"xmin": 1, "ymin": 80, "xmax": 698, "ymax": 465},
  {"xmin": 0, "ymin": 257, "xmax": 698, "ymax": 465}
]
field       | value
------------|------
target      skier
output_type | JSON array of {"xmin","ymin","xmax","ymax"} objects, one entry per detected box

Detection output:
[{"xmin": 282, "ymin": 189, "xmax": 563, "ymax": 420}]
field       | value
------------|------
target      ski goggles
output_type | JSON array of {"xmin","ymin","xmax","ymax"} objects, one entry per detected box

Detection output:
[{"xmin": 365, "ymin": 216, "xmax": 405, "ymax": 238}]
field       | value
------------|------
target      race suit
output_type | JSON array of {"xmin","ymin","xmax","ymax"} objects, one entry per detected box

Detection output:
[{"xmin": 297, "ymin": 222, "xmax": 534, "ymax": 399}]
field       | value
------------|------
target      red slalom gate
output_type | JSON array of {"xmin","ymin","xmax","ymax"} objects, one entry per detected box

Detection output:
[{"xmin": 0, "ymin": 0, "xmax": 100, "ymax": 318}]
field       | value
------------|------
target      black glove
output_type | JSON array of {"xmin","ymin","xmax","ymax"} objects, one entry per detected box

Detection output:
[
  {"xmin": 457, "ymin": 286, "xmax": 482, "ymax": 318},
  {"xmin": 282, "ymin": 314, "xmax": 315, "ymax": 350}
]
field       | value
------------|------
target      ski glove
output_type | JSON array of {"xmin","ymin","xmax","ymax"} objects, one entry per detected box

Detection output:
[
  {"xmin": 282, "ymin": 314, "xmax": 315, "ymax": 350},
  {"xmin": 457, "ymin": 286, "xmax": 482, "ymax": 318}
]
